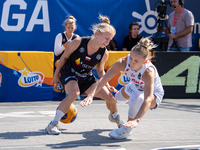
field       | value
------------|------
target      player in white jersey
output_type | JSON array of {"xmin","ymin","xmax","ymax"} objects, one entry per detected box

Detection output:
[{"xmin": 80, "ymin": 37, "xmax": 164, "ymax": 139}]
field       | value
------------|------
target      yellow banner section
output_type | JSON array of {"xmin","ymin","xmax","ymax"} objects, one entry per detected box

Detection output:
[
  {"xmin": 105, "ymin": 52, "xmax": 130, "ymax": 87},
  {"xmin": 0, "ymin": 51, "xmax": 54, "ymax": 85}
]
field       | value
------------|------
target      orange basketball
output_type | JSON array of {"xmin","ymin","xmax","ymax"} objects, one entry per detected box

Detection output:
[
  {"xmin": 55, "ymin": 60, "xmax": 59, "ymax": 68},
  {"xmin": 60, "ymin": 103, "xmax": 78, "ymax": 124}
]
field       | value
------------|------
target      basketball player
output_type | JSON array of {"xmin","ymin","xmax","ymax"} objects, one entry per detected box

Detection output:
[
  {"xmin": 45, "ymin": 15, "xmax": 124, "ymax": 135},
  {"xmin": 80, "ymin": 37, "xmax": 164, "ymax": 139},
  {"xmin": 54, "ymin": 16, "xmax": 79, "ymax": 69}
]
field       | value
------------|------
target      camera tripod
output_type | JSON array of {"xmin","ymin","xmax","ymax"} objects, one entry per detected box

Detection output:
[{"xmin": 154, "ymin": 16, "xmax": 180, "ymax": 51}]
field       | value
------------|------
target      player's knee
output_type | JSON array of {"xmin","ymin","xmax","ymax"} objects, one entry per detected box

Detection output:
[
  {"xmin": 106, "ymin": 93, "xmax": 116, "ymax": 104},
  {"xmin": 115, "ymin": 90, "xmax": 129, "ymax": 104},
  {"xmin": 68, "ymin": 90, "xmax": 80, "ymax": 100},
  {"xmin": 128, "ymin": 94, "xmax": 144, "ymax": 119},
  {"xmin": 145, "ymin": 97, "xmax": 153, "ymax": 105}
]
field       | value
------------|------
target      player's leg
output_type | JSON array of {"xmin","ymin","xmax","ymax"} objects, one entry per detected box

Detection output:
[
  {"xmin": 45, "ymin": 79, "xmax": 79, "ymax": 135},
  {"xmin": 84, "ymin": 82, "xmax": 124, "ymax": 128},
  {"xmin": 114, "ymin": 82, "xmax": 136, "ymax": 104},
  {"xmin": 109, "ymin": 92, "xmax": 157, "ymax": 139}
]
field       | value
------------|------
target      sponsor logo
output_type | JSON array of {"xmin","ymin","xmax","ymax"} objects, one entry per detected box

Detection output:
[
  {"xmin": 18, "ymin": 68, "xmax": 44, "ymax": 87},
  {"xmin": 82, "ymin": 64, "xmax": 93, "ymax": 70},
  {"xmin": 132, "ymin": 0, "xmax": 159, "ymax": 34},
  {"xmin": 75, "ymin": 57, "xmax": 93, "ymax": 70},
  {"xmin": 63, "ymin": 38, "xmax": 66, "ymax": 43},
  {"xmin": 79, "ymin": 47, "xmax": 85, "ymax": 53},
  {"xmin": 71, "ymin": 68, "xmax": 88, "ymax": 78},
  {"xmin": 118, "ymin": 71, "xmax": 131, "ymax": 85},
  {"xmin": 138, "ymin": 73, "xmax": 142, "ymax": 80},
  {"xmin": 96, "ymin": 54, "xmax": 101, "ymax": 60},
  {"xmin": 75, "ymin": 58, "xmax": 82, "ymax": 66}
]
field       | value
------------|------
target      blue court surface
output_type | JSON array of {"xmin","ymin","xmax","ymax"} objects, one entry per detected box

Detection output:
[{"xmin": 0, "ymin": 99, "xmax": 199, "ymax": 150}]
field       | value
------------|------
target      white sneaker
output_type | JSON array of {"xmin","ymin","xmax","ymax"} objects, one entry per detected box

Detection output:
[
  {"xmin": 109, "ymin": 126, "xmax": 132, "ymax": 139},
  {"xmin": 45, "ymin": 121, "xmax": 61, "ymax": 135},
  {"xmin": 108, "ymin": 113, "xmax": 125, "ymax": 128}
]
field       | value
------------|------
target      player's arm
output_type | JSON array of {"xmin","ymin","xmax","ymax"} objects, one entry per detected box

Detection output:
[
  {"xmin": 124, "ymin": 67, "xmax": 155, "ymax": 128},
  {"xmin": 80, "ymin": 57, "xmax": 127, "ymax": 107},
  {"xmin": 95, "ymin": 49, "xmax": 113, "ymax": 90},
  {"xmin": 96, "ymin": 49, "xmax": 109, "ymax": 79},
  {"xmin": 169, "ymin": 25, "xmax": 193, "ymax": 39},
  {"xmin": 53, "ymin": 37, "xmax": 81, "ymax": 88},
  {"xmin": 54, "ymin": 34, "xmax": 65, "ymax": 56}
]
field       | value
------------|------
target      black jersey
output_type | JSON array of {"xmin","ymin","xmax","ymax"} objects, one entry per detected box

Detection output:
[
  {"xmin": 54, "ymin": 32, "xmax": 79, "ymax": 62},
  {"xmin": 61, "ymin": 37, "xmax": 106, "ymax": 78}
]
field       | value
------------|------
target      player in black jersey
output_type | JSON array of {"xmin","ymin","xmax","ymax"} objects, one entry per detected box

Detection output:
[{"xmin": 45, "ymin": 15, "xmax": 124, "ymax": 135}]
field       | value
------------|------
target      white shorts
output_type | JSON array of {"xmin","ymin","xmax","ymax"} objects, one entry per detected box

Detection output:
[{"xmin": 125, "ymin": 82, "xmax": 163, "ymax": 109}]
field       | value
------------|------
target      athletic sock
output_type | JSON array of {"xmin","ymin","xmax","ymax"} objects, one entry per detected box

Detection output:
[
  {"xmin": 111, "ymin": 111, "xmax": 118, "ymax": 118},
  {"xmin": 53, "ymin": 109, "xmax": 65, "ymax": 123}
]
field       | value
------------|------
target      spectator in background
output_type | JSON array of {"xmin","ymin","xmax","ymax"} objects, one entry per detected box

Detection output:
[
  {"xmin": 122, "ymin": 22, "xmax": 142, "ymax": 51},
  {"xmin": 54, "ymin": 16, "xmax": 79, "ymax": 68},
  {"xmin": 167, "ymin": 0, "xmax": 194, "ymax": 51},
  {"xmin": 106, "ymin": 39, "xmax": 118, "ymax": 51}
]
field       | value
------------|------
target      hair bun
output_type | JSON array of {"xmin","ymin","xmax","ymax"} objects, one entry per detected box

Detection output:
[
  {"xmin": 138, "ymin": 37, "xmax": 157, "ymax": 50},
  {"xmin": 99, "ymin": 14, "xmax": 110, "ymax": 24}
]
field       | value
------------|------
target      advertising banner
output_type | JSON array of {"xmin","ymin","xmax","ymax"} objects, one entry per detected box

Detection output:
[
  {"xmin": 0, "ymin": 51, "xmax": 54, "ymax": 102},
  {"xmin": 105, "ymin": 52, "xmax": 131, "ymax": 90},
  {"xmin": 0, "ymin": 0, "xmax": 199, "ymax": 52},
  {"xmin": 154, "ymin": 52, "xmax": 200, "ymax": 98}
]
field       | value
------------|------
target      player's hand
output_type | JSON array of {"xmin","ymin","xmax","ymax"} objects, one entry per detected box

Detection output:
[
  {"xmin": 108, "ymin": 86, "xmax": 118, "ymax": 93},
  {"xmin": 106, "ymin": 84, "xmax": 118, "ymax": 93},
  {"xmin": 169, "ymin": 33, "xmax": 177, "ymax": 39},
  {"xmin": 123, "ymin": 120, "xmax": 139, "ymax": 128},
  {"xmin": 79, "ymin": 96, "xmax": 93, "ymax": 107},
  {"xmin": 52, "ymin": 75, "xmax": 60, "ymax": 89},
  {"xmin": 63, "ymin": 40, "xmax": 71, "ymax": 47}
]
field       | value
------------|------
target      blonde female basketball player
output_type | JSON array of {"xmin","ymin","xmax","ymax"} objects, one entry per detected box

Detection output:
[
  {"xmin": 54, "ymin": 16, "xmax": 79, "ymax": 69},
  {"xmin": 45, "ymin": 15, "xmax": 124, "ymax": 135},
  {"xmin": 80, "ymin": 37, "xmax": 164, "ymax": 139}
]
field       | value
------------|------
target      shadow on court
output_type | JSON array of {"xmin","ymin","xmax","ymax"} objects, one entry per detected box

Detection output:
[
  {"xmin": 160, "ymin": 100, "xmax": 200, "ymax": 113},
  {"xmin": 46, "ymin": 129, "xmax": 131, "ymax": 149},
  {"xmin": 0, "ymin": 130, "xmax": 48, "ymax": 140}
]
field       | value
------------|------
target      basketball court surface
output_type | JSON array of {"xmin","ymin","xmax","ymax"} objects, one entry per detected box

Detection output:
[{"xmin": 0, "ymin": 99, "xmax": 199, "ymax": 150}]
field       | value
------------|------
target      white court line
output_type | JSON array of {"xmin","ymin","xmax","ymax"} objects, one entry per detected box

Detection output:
[
  {"xmin": 150, "ymin": 145, "xmax": 200, "ymax": 150},
  {"xmin": 0, "ymin": 105, "xmax": 59, "ymax": 108},
  {"xmin": 0, "ymin": 145, "xmax": 46, "ymax": 149},
  {"xmin": 0, "ymin": 103, "xmax": 108, "ymax": 109},
  {"xmin": 0, "ymin": 141, "xmax": 200, "ymax": 149},
  {"xmin": 104, "ymin": 148, "xmax": 126, "ymax": 150}
]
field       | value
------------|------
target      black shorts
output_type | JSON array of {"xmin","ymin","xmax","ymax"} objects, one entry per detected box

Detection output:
[{"xmin": 60, "ymin": 72, "xmax": 97, "ymax": 95}]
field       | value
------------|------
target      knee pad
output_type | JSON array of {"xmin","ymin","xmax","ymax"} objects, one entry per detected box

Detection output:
[
  {"xmin": 124, "ymin": 82, "xmax": 136, "ymax": 96},
  {"xmin": 114, "ymin": 89, "xmax": 129, "ymax": 104},
  {"xmin": 128, "ymin": 93, "xmax": 144, "ymax": 119}
]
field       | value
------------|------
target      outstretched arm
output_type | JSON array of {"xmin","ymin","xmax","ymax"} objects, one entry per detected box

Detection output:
[
  {"xmin": 123, "ymin": 67, "xmax": 156, "ymax": 128},
  {"xmin": 79, "ymin": 57, "xmax": 127, "ymax": 107}
]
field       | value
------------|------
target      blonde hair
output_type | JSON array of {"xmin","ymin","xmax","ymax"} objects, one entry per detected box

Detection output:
[
  {"xmin": 131, "ymin": 37, "xmax": 157, "ymax": 59},
  {"xmin": 63, "ymin": 16, "xmax": 77, "ymax": 28},
  {"xmin": 91, "ymin": 14, "xmax": 116, "ymax": 36}
]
